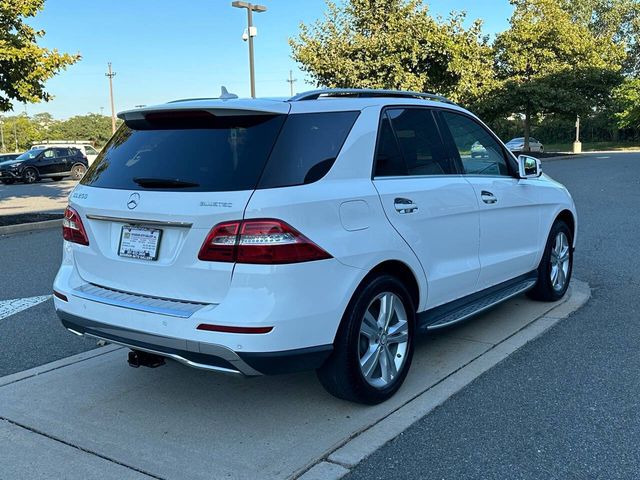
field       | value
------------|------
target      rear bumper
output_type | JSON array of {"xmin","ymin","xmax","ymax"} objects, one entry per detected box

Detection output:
[{"xmin": 57, "ymin": 309, "xmax": 332, "ymax": 376}]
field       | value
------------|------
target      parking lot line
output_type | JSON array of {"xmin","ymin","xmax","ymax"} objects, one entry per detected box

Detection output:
[{"xmin": 0, "ymin": 295, "xmax": 51, "ymax": 322}]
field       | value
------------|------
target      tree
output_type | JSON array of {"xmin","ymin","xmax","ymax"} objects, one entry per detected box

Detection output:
[
  {"xmin": 48, "ymin": 114, "xmax": 116, "ymax": 146},
  {"xmin": 289, "ymin": 0, "xmax": 495, "ymax": 104},
  {"xmin": 486, "ymin": 0, "xmax": 625, "ymax": 150},
  {"xmin": 613, "ymin": 78, "xmax": 640, "ymax": 128},
  {"xmin": 0, "ymin": 0, "xmax": 80, "ymax": 112},
  {"xmin": 559, "ymin": 0, "xmax": 640, "ymax": 75}
]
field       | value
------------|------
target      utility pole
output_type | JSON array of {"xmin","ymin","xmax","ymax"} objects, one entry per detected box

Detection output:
[
  {"xmin": 13, "ymin": 122, "xmax": 18, "ymax": 152},
  {"xmin": 0, "ymin": 119, "xmax": 5, "ymax": 153},
  {"xmin": 286, "ymin": 70, "xmax": 297, "ymax": 96},
  {"xmin": 105, "ymin": 63, "xmax": 117, "ymax": 133},
  {"xmin": 232, "ymin": 2, "xmax": 267, "ymax": 98}
]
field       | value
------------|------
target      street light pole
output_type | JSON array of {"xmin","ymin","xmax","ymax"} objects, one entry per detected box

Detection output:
[
  {"xmin": 231, "ymin": 1, "xmax": 267, "ymax": 98},
  {"xmin": 573, "ymin": 114, "xmax": 582, "ymax": 154}
]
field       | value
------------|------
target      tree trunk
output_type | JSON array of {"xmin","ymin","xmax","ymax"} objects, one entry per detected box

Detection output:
[{"xmin": 523, "ymin": 110, "xmax": 531, "ymax": 152}]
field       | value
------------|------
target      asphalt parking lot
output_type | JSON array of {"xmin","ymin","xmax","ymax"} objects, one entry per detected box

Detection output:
[
  {"xmin": 0, "ymin": 178, "xmax": 76, "ymax": 215},
  {"xmin": 0, "ymin": 151, "xmax": 637, "ymax": 479}
]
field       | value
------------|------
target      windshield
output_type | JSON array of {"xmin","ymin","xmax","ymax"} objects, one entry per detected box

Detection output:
[
  {"xmin": 16, "ymin": 149, "xmax": 44, "ymax": 160},
  {"xmin": 509, "ymin": 138, "xmax": 524, "ymax": 143}
]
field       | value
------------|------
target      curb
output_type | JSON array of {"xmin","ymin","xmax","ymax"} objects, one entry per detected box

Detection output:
[
  {"xmin": 0, "ymin": 219, "xmax": 62, "ymax": 236},
  {"xmin": 0, "ymin": 345, "xmax": 122, "ymax": 389},
  {"xmin": 296, "ymin": 280, "xmax": 591, "ymax": 480}
]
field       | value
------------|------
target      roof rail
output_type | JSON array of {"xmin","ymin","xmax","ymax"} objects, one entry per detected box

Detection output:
[{"xmin": 289, "ymin": 88, "xmax": 456, "ymax": 105}]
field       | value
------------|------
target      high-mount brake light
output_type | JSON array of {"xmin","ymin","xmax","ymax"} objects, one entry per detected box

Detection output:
[
  {"xmin": 198, "ymin": 219, "xmax": 331, "ymax": 264},
  {"xmin": 62, "ymin": 206, "xmax": 89, "ymax": 246}
]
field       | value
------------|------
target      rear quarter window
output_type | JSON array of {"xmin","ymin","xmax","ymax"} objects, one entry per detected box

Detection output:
[{"xmin": 257, "ymin": 111, "xmax": 360, "ymax": 189}]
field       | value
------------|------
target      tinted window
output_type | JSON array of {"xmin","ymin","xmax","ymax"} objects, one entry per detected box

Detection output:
[
  {"xmin": 258, "ymin": 111, "xmax": 359, "ymax": 188},
  {"xmin": 375, "ymin": 108, "xmax": 454, "ymax": 177},
  {"xmin": 441, "ymin": 112, "xmax": 510, "ymax": 176},
  {"xmin": 81, "ymin": 114, "xmax": 286, "ymax": 192},
  {"xmin": 374, "ymin": 112, "xmax": 405, "ymax": 176},
  {"xmin": 53, "ymin": 148, "xmax": 68, "ymax": 157}
]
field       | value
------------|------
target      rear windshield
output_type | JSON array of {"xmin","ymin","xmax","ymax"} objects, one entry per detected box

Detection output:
[
  {"xmin": 81, "ymin": 114, "xmax": 287, "ymax": 192},
  {"xmin": 81, "ymin": 110, "xmax": 359, "ymax": 192}
]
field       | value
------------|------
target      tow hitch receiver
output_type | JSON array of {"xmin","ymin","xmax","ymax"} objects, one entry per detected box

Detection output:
[{"xmin": 128, "ymin": 350, "xmax": 166, "ymax": 368}]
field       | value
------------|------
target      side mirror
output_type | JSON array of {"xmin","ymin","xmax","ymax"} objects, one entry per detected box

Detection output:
[{"xmin": 518, "ymin": 155, "xmax": 542, "ymax": 179}]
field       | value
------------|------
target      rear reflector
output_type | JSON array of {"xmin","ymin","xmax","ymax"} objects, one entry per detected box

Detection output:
[
  {"xmin": 198, "ymin": 219, "xmax": 331, "ymax": 264},
  {"xmin": 53, "ymin": 291, "xmax": 68, "ymax": 302},
  {"xmin": 62, "ymin": 206, "xmax": 89, "ymax": 246},
  {"xmin": 196, "ymin": 324, "xmax": 273, "ymax": 334}
]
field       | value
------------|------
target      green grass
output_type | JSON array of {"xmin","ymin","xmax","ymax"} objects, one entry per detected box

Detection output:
[{"xmin": 545, "ymin": 141, "xmax": 640, "ymax": 153}]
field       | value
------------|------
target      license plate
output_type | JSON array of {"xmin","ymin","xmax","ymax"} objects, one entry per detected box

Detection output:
[{"xmin": 118, "ymin": 226, "xmax": 162, "ymax": 261}]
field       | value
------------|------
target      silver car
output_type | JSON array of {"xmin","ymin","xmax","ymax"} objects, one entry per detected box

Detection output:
[{"xmin": 505, "ymin": 137, "xmax": 544, "ymax": 153}]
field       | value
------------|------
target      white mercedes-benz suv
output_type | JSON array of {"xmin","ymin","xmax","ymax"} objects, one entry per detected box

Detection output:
[{"xmin": 53, "ymin": 89, "xmax": 576, "ymax": 404}]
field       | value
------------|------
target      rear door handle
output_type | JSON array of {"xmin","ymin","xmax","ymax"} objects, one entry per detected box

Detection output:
[
  {"xmin": 394, "ymin": 198, "xmax": 418, "ymax": 214},
  {"xmin": 481, "ymin": 191, "xmax": 497, "ymax": 204}
]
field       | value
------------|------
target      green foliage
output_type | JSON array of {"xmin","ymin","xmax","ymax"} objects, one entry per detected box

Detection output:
[
  {"xmin": 289, "ymin": 0, "xmax": 496, "ymax": 103},
  {"xmin": 0, "ymin": 0, "xmax": 80, "ymax": 112},
  {"xmin": 0, "ymin": 113, "xmax": 117, "ymax": 152},
  {"xmin": 613, "ymin": 78, "xmax": 640, "ymax": 128},
  {"xmin": 558, "ymin": 0, "xmax": 640, "ymax": 75}
]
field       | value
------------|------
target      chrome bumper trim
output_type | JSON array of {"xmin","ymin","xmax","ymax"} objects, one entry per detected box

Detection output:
[
  {"xmin": 57, "ymin": 310, "xmax": 262, "ymax": 376},
  {"xmin": 72, "ymin": 283, "xmax": 210, "ymax": 319},
  {"xmin": 85, "ymin": 214, "xmax": 193, "ymax": 228}
]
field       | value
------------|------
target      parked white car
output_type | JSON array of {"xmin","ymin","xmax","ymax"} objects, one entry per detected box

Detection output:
[
  {"xmin": 505, "ymin": 137, "xmax": 544, "ymax": 153},
  {"xmin": 53, "ymin": 89, "xmax": 576, "ymax": 404},
  {"xmin": 32, "ymin": 141, "xmax": 100, "ymax": 165}
]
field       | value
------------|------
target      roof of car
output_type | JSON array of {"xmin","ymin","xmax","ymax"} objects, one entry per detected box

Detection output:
[{"xmin": 118, "ymin": 88, "xmax": 472, "ymax": 121}]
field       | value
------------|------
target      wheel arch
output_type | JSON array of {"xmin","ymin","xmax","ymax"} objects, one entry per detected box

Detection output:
[
  {"xmin": 359, "ymin": 260, "xmax": 421, "ymax": 313},
  {"xmin": 556, "ymin": 209, "xmax": 576, "ymax": 245}
]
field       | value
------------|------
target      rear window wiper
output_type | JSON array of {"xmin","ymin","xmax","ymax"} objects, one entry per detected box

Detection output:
[{"xmin": 133, "ymin": 177, "xmax": 200, "ymax": 188}]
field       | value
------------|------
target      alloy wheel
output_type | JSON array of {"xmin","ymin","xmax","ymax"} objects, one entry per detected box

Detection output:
[
  {"xmin": 72, "ymin": 164, "xmax": 86, "ymax": 180},
  {"xmin": 358, "ymin": 292, "xmax": 409, "ymax": 388},
  {"xmin": 550, "ymin": 231, "xmax": 570, "ymax": 291}
]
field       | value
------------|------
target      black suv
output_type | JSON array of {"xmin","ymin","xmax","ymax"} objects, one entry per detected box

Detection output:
[{"xmin": 0, "ymin": 147, "xmax": 88, "ymax": 184}]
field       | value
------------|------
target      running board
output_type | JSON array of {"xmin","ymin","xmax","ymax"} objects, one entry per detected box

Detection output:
[{"xmin": 418, "ymin": 272, "xmax": 538, "ymax": 332}]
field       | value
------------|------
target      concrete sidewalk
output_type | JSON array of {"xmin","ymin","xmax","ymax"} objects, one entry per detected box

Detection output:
[{"xmin": 0, "ymin": 281, "xmax": 589, "ymax": 480}]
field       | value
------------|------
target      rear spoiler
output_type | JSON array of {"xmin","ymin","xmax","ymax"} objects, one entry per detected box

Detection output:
[{"xmin": 118, "ymin": 99, "xmax": 291, "ymax": 123}]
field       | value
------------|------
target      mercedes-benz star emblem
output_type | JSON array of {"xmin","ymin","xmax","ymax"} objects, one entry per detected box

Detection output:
[{"xmin": 127, "ymin": 193, "xmax": 140, "ymax": 210}]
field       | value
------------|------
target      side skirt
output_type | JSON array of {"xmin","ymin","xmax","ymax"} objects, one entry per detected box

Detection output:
[{"xmin": 418, "ymin": 271, "xmax": 538, "ymax": 332}]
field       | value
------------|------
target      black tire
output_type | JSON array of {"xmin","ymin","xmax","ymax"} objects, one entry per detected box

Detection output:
[
  {"xmin": 317, "ymin": 274, "xmax": 416, "ymax": 404},
  {"xmin": 1, "ymin": 179, "xmax": 15, "ymax": 185},
  {"xmin": 71, "ymin": 163, "xmax": 86, "ymax": 180},
  {"xmin": 527, "ymin": 220, "xmax": 573, "ymax": 302},
  {"xmin": 52, "ymin": 176, "xmax": 66, "ymax": 181},
  {"xmin": 23, "ymin": 168, "xmax": 38, "ymax": 184}
]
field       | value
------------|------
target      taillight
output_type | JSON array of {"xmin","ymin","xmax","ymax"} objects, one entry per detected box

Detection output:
[
  {"xmin": 198, "ymin": 219, "xmax": 331, "ymax": 264},
  {"xmin": 62, "ymin": 206, "xmax": 89, "ymax": 246}
]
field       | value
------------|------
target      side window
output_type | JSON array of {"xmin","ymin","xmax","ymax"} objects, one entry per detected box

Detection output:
[
  {"xmin": 85, "ymin": 146, "xmax": 98, "ymax": 155},
  {"xmin": 258, "ymin": 111, "xmax": 359, "ymax": 188},
  {"xmin": 441, "ymin": 112, "xmax": 510, "ymax": 176},
  {"xmin": 43, "ymin": 149, "xmax": 55, "ymax": 158},
  {"xmin": 374, "ymin": 108, "xmax": 454, "ymax": 177},
  {"xmin": 374, "ymin": 112, "xmax": 406, "ymax": 176}
]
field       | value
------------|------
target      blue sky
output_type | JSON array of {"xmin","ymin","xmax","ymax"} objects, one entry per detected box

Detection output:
[{"xmin": 17, "ymin": 0, "xmax": 514, "ymax": 118}]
